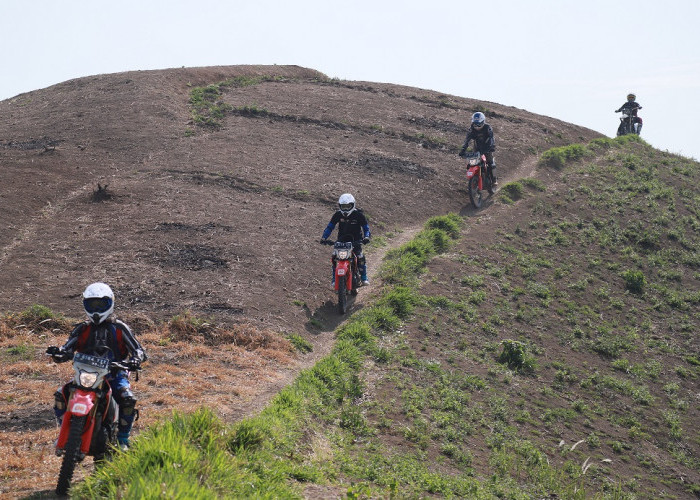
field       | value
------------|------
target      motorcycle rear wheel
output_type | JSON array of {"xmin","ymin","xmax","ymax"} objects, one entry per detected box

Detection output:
[
  {"xmin": 338, "ymin": 276, "xmax": 348, "ymax": 314},
  {"xmin": 468, "ymin": 176, "xmax": 482, "ymax": 208},
  {"xmin": 56, "ymin": 415, "xmax": 86, "ymax": 496}
]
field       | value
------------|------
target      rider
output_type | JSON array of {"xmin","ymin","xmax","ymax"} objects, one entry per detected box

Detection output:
[
  {"xmin": 320, "ymin": 193, "xmax": 371, "ymax": 287},
  {"xmin": 48, "ymin": 282, "xmax": 147, "ymax": 450},
  {"xmin": 615, "ymin": 93, "xmax": 643, "ymax": 135},
  {"xmin": 459, "ymin": 111, "xmax": 498, "ymax": 186}
]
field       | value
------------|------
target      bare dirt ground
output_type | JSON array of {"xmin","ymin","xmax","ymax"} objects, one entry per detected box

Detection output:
[{"xmin": 0, "ymin": 65, "xmax": 602, "ymax": 498}]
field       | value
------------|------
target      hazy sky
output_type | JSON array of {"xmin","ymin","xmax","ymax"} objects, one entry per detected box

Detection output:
[{"xmin": 2, "ymin": 0, "xmax": 699, "ymax": 159}]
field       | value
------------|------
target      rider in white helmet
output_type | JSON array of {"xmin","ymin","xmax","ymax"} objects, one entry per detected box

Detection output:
[
  {"xmin": 459, "ymin": 111, "xmax": 498, "ymax": 186},
  {"xmin": 320, "ymin": 193, "xmax": 371, "ymax": 287},
  {"xmin": 48, "ymin": 282, "xmax": 147, "ymax": 450}
]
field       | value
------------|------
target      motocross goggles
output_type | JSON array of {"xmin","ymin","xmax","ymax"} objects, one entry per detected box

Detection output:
[
  {"xmin": 339, "ymin": 203, "xmax": 354, "ymax": 211},
  {"xmin": 83, "ymin": 297, "xmax": 113, "ymax": 314}
]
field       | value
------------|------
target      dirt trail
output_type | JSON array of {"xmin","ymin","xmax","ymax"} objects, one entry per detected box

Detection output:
[
  {"xmin": 232, "ymin": 223, "xmax": 423, "ymax": 421},
  {"xmin": 228, "ymin": 151, "xmax": 539, "ymax": 422}
]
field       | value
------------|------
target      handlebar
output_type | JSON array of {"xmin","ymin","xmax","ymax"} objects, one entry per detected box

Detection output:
[
  {"xmin": 320, "ymin": 239, "xmax": 369, "ymax": 246},
  {"xmin": 110, "ymin": 360, "xmax": 142, "ymax": 372},
  {"xmin": 46, "ymin": 346, "xmax": 141, "ymax": 373}
]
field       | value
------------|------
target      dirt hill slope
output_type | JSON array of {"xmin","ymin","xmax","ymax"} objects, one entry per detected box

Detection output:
[
  {"xmin": 0, "ymin": 65, "xmax": 601, "ymax": 336},
  {"xmin": 0, "ymin": 66, "xmax": 608, "ymax": 498}
]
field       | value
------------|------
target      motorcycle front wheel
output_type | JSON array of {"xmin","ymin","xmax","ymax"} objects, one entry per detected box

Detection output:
[
  {"xmin": 56, "ymin": 415, "xmax": 86, "ymax": 496},
  {"xmin": 337, "ymin": 276, "xmax": 348, "ymax": 314},
  {"xmin": 468, "ymin": 176, "xmax": 482, "ymax": 208}
]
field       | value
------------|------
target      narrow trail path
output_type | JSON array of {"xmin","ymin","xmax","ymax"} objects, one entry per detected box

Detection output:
[
  {"xmin": 228, "ymin": 156, "xmax": 541, "ymax": 422},
  {"xmin": 230, "ymin": 224, "xmax": 423, "ymax": 422}
]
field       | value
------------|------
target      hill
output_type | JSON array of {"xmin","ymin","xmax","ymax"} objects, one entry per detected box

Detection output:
[
  {"xmin": 0, "ymin": 65, "xmax": 598, "ymax": 333},
  {"xmin": 1, "ymin": 66, "xmax": 697, "ymax": 498}
]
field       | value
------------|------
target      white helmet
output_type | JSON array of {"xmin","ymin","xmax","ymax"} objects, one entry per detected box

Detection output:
[
  {"xmin": 83, "ymin": 282, "xmax": 114, "ymax": 324},
  {"xmin": 338, "ymin": 193, "xmax": 356, "ymax": 216}
]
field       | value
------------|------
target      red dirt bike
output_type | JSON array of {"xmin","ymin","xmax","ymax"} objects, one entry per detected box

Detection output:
[
  {"xmin": 464, "ymin": 151, "xmax": 494, "ymax": 208},
  {"xmin": 322, "ymin": 236, "xmax": 363, "ymax": 314},
  {"xmin": 46, "ymin": 347, "xmax": 140, "ymax": 496}
]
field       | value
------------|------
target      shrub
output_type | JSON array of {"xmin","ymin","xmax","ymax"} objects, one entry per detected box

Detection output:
[
  {"xmin": 497, "ymin": 339, "xmax": 536, "ymax": 373},
  {"xmin": 621, "ymin": 269, "xmax": 646, "ymax": 294},
  {"xmin": 425, "ymin": 213, "xmax": 462, "ymax": 239},
  {"xmin": 500, "ymin": 182, "xmax": 524, "ymax": 201}
]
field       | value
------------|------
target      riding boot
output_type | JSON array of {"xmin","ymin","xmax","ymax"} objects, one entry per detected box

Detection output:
[
  {"xmin": 635, "ymin": 123, "xmax": 642, "ymax": 135},
  {"xmin": 359, "ymin": 264, "xmax": 369, "ymax": 285}
]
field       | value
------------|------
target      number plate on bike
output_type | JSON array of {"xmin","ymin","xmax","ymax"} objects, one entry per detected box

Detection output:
[{"xmin": 73, "ymin": 352, "xmax": 110, "ymax": 369}]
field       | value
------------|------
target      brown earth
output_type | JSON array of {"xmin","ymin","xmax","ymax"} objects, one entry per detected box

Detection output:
[{"xmin": 0, "ymin": 65, "xmax": 603, "ymax": 498}]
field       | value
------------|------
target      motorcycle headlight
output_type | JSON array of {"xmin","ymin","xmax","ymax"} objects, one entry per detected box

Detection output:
[
  {"xmin": 79, "ymin": 370, "xmax": 99, "ymax": 388},
  {"xmin": 336, "ymin": 249, "xmax": 351, "ymax": 260}
]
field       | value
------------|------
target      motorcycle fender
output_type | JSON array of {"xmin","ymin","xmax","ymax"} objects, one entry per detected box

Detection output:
[
  {"xmin": 466, "ymin": 165, "xmax": 479, "ymax": 178},
  {"xmin": 57, "ymin": 391, "xmax": 98, "ymax": 454},
  {"xmin": 335, "ymin": 261, "xmax": 350, "ymax": 290},
  {"xmin": 68, "ymin": 390, "xmax": 96, "ymax": 417}
]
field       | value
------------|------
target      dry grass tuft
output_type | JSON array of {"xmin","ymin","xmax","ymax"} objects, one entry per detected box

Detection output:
[
  {"xmin": 0, "ymin": 310, "xmax": 74, "ymax": 338},
  {"xmin": 160, "ymin": 312, "xmax": 294, "ymax": 352}
]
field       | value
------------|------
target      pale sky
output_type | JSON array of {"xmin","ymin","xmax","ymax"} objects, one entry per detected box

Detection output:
[{"xmin": 2, "ymin": 0, "xmax": 699, "ymax": 159}]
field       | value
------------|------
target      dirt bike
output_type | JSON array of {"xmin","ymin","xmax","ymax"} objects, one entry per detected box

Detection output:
[
  {"xmin": 616, "ymin": 109, "xmax": 639, "ymax": 136},
  {"xmin": 46, "ymin": 346, "xmax": 140, "ymax": 496},
  {"xmin": 464, "ymin": 151, "xmax": 494, "ymax": 208},
  {"xmin": 322, "ymin": 236, "xmax": 363, "ymax": 314}
]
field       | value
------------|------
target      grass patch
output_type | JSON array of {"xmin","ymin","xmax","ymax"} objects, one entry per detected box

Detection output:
[
  {"xmin": 286, "ymin": 333, "xmax": 313, "ymax": 353},
  {"xmin": 539, "ymin": 144, "xmax": 587, "ymax": 169},
  {"xmin": 379, "ymin": 214, "xmax": 462, "ymax": 285},
  {"xmin": 500, "ymin": 181, "xmax": 524, "ymax": 202}
]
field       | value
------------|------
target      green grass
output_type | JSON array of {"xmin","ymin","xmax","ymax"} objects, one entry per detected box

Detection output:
[
  {"xmin": 286, "ymin": 333, "xmax": 313, "ymax": 353},
  {"xmin": 69, "ymin": 137, "xmax": 700, "ymax": 499},
  {"xmin": 379, "ymin": 214, "xmax": 462, "ymax": 285},
  {"xmin": 187, "ymin": 75, "xmax": 291, "ymax": 130}
]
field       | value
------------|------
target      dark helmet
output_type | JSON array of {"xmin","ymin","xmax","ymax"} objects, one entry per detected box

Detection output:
[
  {"xmin": 627, "ymin": 93, "xmax": 636, "ymax": 101},
  {"xmin": 471, "ymin": 112, "xmax": 486, "ymax": 129}
]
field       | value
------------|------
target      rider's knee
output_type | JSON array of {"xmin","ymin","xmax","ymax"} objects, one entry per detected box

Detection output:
[{"xmin": 54, "ymin": 387, "xmax": 67, "ymax": 412}]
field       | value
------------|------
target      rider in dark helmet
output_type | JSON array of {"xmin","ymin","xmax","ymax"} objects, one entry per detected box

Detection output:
[
  {"xmin": 49, "ymin": 282, "xmax": 147, "ymax": 450},
  {"xmin": 320, "ymin": 193, "xmax": 371, "ymax": 287},
  {"xmin": 459, "ymin": 111, "xmax": 498, "ymax": 186},
  {"xmin": 615, "ymin": 93, "xmax": 643, "ymax": 135}
]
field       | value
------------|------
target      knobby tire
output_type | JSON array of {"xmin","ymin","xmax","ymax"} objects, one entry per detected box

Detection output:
[
  {"xmin": 338, "ymin": 276, "xmax": 347, "ymax": 314},
  {"xmin": 468, "ymin": 176, "xmax": 482, "ymax": 208},
  {"xmin": 56, "ymin": 415, "xmax": 86, "ymax": 496}
]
